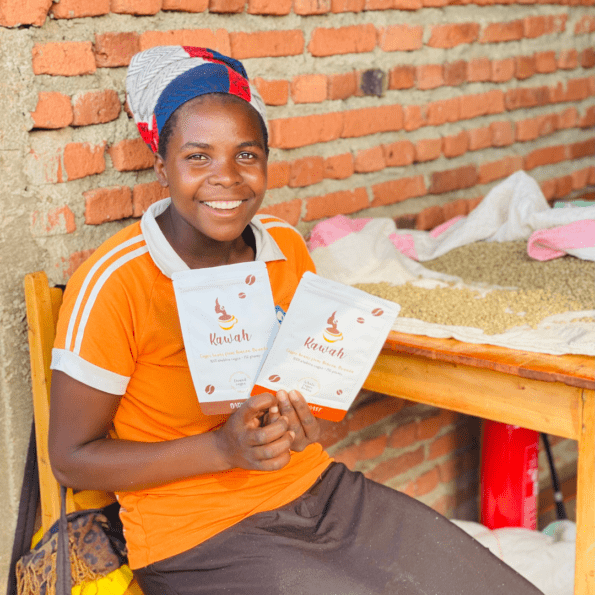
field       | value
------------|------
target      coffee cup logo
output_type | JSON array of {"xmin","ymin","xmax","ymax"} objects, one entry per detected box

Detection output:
[
  {"xmin": 215, "ymin": 298, "xmax": 237, "ymax": 330},
  {"xmin": 323, "ymin": 311, "xmax": 343, "ymax": 343}
]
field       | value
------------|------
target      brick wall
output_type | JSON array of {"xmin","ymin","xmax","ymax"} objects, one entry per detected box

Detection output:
[{"xmin": 0, "ymin": 0, "xmax": 591, "ymax": 583}]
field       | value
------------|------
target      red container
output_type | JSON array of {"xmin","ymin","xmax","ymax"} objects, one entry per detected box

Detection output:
[{"xmin": 480, "ymin": 420, "xmax": 539, "ymax": 530}]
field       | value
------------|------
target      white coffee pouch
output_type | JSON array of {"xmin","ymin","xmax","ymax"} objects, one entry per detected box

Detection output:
[
  {"xmin": 252, "ymin": 272, "xmax": 400, "ymax": 421},
  {"xmin": 173, "ymin": 261, "xmax": 278, "ymax": 415}
]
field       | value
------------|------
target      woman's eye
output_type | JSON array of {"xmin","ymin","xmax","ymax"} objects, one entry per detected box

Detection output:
[
  {"xmin": 238, "ymin": 152, "xmax": 255, "ymax": 159},
  {"xmin": 188, "ymin": 153, "xmax": 207, "ymax": 161}
]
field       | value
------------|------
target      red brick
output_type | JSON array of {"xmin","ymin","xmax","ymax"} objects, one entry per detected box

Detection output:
[
  {"xmin": 524, "ymin": 144, "xmax": 567, "ymax": 170},
  {"xmin": 383, "ymin": 140, "xmax": 415, "ymax": 167},
  {"xmin": 257, "ymin": 199, "xmax": 302, "ymax": 227},
  {"xmin": 248, "ymin": 0, "xmax": 291, "ymax": 12},
  {"xmin": 388, "ymin": 66, "xmax": 416, "ymax": 90},
  {"xmin": 252, "ymin": 78, "xmax": 289, "ymax": 106},
  {"xmin": 558, "ymin": 107, "xmax": 578, "ymax": 129},
  {"xmin": 51, "ymin": 0, "xmax": 109, "ymax": 18},
  {"xmin": 555, "ymin": 175, "xmax": 573, "ymax": 199},
  {"xmin": 328, "ymin": 72, "xmax": 358, "ymax": 100},
  {"xmin": 430, "ymin": 493, "xmax": 456, "ymax": 516},
  {"xmin": 467, "ymin": 58, "xmax": 491, "ymax": 82},
  {"xmin": 540, "ymin": 178, "xmax": 557, "ymax": 201},
  {"xmin": 415, "ymin": 138, "xmax": 442, "ymax": 162},
  {"xmin": 347, "ymin": 395, "xmax": 406, "ymax": 432},
  {"xmin": 304, "ymin": 187, "xmax": 369, "ymax": 221},
  {"xmin": 467, "ymin": 196, "xmax": 483, "ymax": 211},
  {"xmin": 387, "ymin": 421, "xmax": 418, "ymax": 449},
  {"xmin": 392, "ymin": 0, "xmax": 422, "ymax": 7},
  {"xmin": 416, "ymin": 64, "xmax": 444, "ymax": 90},
  {"xmin": 581, "ymin": 48, "xmax": 595, "ymax": 69},
  {"xmin": 428, "ymin": 427, "xmax": 473, "ymax": 460},
  {"xmin": 31, "ymin": 205, "xmax": 76, "ymax": 237},
  {"xmin": 549, "ymin": 14, "xmax": 567, "ymax": 34},
  {"xmin": 479, "ymin": 156, "xmax": 523, "ymax": 185},
  {"xmin": 72, "ymin": 90, "xmax": 121, "ymax": 126},
  {"xmin": 291, "ymin": 74, "xmax": 327, "ymax": 104},
  {"xmin": 342, "ymin": 105, "xmax": 403, "ymax": 138},
  {"xmin": 132, "ymin": 181, "xmax": 169, "ymax": 217},
  {"xmin": 140, "ymin": 29, "xmax": 231, "ymax": 54},
  {"xmin": 570, "ymin": 138, "xmax": 595, "ymax": 160},
  {"xmin": 443, "ymin": 131, "xmax": 468, "ymax": 158},
  {"xmin": 63, "ymin": 143, "xmax": 105, "ymax": 181},
  {"xmin": 536, "ymin": 114, "xmax": 558, "ymax": 137},
  {"xmin": 94, "ymin": 32, "xmax": 140, "ymax": 67},
  {"xmin": 516, "ymin": 117, "xmax": 540, "ymax": 142},
  {"xmin": 416, "ymin": 205, "xmax": 444, "ymax": 230},
  {"xmin": 490, "ymin": 121, "xmax": 514, "ymax": 147},
  {"xmin": 444, "ymin": 61, "xmax": 467, "ymax": 87},
  {"xmin": 209, "ymin": 0, "xmax": 244, "ymax": 10},
  {"xmin": 111, "ymin": 0, "xmax": 161, "ymax": 13},
  {"xmin": 403, "ymin": 105, "xmax": 427, "ymax": 131},
  {"xmin": 293, "ymin": 0, "xmax": 330, "ymax": 13},
  {"xmin": 442, "ymin": 198, "xmax": 469, "ymax": 220},
  {"xmin": 162, "ymin": 0, "xmax": 208, "ymax": 10},
  {"xmin": 231, "ymin": 30, "xmax": 304, "ymax": 59},
  {"xmin": 571, "ymin": 167, "xmax": 592, "ymax": 191},
  {"xmin": 364, "ymin": 0, "xmax": 393, "ymax": 7},
  {"xmin": 530, "ymin": 52, "xmax": 556, "ymax": 75},
  {"xmin": 480, "ymin": 20, "xmax": 524, "ymax": 43},
  {"xmin": 523, "ymin": 15, "xmax": 548, "ymax": 38},
  {"xmin": 355, "ymin": 146, "xmax": 386, "ymax": 173},
  {"xmin": 32, "ymin": 42, "xmax": 96, "ymax": 76},
  {"xmin": 574, "ymin": 15, "xmax": 595, "ymax": 34},
  {"xmin": 324, "ymin": 153, "xmax": 354, "ymax": 179},
  {"xmin": 565, "ymin": 77, "xmax": 592, "ymax": 102},
  {"xmin": 430, "ymin": 165, "xmax": 477, "ymax": 194},
  {"xmin": 365, "ymin": 447, "xmax": 424, "ymax": 484},
  {"xmin": 515, "ymin": 55, "xmax": 536, "ymax": 80},
  {"xmin": 0, "ymin": 0, "xmax": 51, "ymax": 26},
  {"xmin": 491, "ymin": 58, "xmax": 515, "ymax": 82},
  {"xmin": 108, "ymin": 138, "xmax": 154, "ymax": 172},
  {"xmin": 371, "ymin": 175, "xmax": 426, "ymax": 207},
  {"xmin": 289, "ymin": 156, "xmax": 325, "ymax": 187},
  {"xmin": 308, "ymin": 24, "xmax": 376, "ymax": 57},
  {"xmin": 84, "ymin": 186, "xmax": 133, "ymax": 225},
  {"xmin": 427, "ymin": 23, "xmax": 479, "ymax": 48},
  {"xmin": 267, "ymin": 161, "xmax": 290, "ymax": 189},
  {"xmin": 559, "ymin": 49, "xmax": 578, "ymax": 70},
  {"xmin": 506, "ymin": 86, "xmax": 550, "ymax": 110},
  {"xmin": 31, "ymin": 92, "xmax": 73, "ymax": 129},
  {"xmin": 331, "ymin": 0, "xmax": 365, "ymax": 10},
  {"xmin": 468, "ymin": 127, "xmax": 491, "ymax": 151},
  {"xmin": 415, "ymin": 467, "xmax": 440, "ymax": 496},
  {"xmin": 379, "ymin": 25, "xmax": 423, "ymax": 51},
  {"xmin": 269, "ymin": 112, "xmax": 343, "ymax": 149},
  {"xmin": 580, "ymin": 106, "xmax": 595, "ymax": 128},
  {"xmin": 548, "ymin": 82, "xmax": 566, "ymax": 105},
  {"xmin": 425, "ymin": 97, "xmax": 460, "ymax": 126},
  {"xmin": 460, "ymin": 90, "xmax": 504, "ymax": 120},
  {"xmin": 61, "ymin": 249, "xmax": 95, "ymax": 279}
]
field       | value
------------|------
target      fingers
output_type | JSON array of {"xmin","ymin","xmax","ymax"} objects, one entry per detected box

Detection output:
[{"xmin": 288, "ymin": 391, "xmax": 320, "ymax": 442}]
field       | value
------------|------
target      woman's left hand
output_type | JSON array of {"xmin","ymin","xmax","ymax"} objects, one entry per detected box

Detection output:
[{"xmin": 267, "ymin": 390, "xmax": 320, "ymax": 452}]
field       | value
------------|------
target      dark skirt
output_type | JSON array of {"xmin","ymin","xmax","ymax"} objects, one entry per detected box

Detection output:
[{"xmin": 133, "ymin": 462, "xmax": 543, "ymax": 595}]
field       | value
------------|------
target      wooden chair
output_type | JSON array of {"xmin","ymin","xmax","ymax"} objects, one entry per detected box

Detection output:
[{"xmin": 24, "ymin": 270, "xmax": 143, "ymax": 594}]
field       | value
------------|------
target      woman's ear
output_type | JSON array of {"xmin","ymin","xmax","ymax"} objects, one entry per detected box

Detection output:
[{"xmin": 154, "ymin": 153, "xmax": 169, "ymax": 187}]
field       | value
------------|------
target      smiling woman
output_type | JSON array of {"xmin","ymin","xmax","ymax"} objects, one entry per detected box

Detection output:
[{"xmin": 47, "ymin": 45, "xmax": 544, "ymax": 595}]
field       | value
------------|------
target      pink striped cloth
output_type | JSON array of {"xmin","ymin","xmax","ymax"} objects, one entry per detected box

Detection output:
[{"xmin": 527, "ymin": 219, "xmax": 595, "ymax": 261}]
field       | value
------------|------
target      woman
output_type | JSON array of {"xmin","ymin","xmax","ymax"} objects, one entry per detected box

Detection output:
[{"xmin": 49, "ymin": 46, "xmax": 542, "ymax": 595}]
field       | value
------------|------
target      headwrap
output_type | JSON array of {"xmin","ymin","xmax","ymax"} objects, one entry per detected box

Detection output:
[{"xmin": 125, "ymin": 46, "xmax": 268, "ymax": 153}]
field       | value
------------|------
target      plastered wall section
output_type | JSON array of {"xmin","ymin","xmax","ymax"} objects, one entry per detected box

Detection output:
[{"xmin": 1, "ymin": 0, "xmax": 593, "ymax": 588}]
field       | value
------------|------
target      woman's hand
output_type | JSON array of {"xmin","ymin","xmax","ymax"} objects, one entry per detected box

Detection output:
[
  {"xmin": 215, "ymin": 393, "xmax": 294, "ymax": 471},
  {"xmin": 267, "ymin": 390, "xmax": 320, "ymax": 452}
]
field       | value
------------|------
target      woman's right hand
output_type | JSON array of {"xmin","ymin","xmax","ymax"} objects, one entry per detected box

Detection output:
[{"xmin": 215, "ymin": 393, "xmax": 294, "ymax": 472}]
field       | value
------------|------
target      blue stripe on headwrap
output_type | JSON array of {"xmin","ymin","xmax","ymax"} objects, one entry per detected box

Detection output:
[{"xmin": 154, "ymin": 63, "xmax": 232, "ymax": 134}]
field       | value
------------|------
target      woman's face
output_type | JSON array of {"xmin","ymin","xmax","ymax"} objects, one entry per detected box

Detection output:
[{"xmin": 154, "ymin": 94, "xmax": 268, "ymax": 247}]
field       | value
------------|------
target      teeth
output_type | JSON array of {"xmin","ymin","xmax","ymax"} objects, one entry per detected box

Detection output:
[{"xmin": 204, "ymin": 201, "xmax": 243, "ymax": 210}]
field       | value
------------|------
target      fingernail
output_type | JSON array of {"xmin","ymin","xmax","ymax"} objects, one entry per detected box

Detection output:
[
  {"xmin": 289, "ymin": 390, "xmax": 299, "ymax": 401},
  {"xmin": 277, "ymin": 390, "xmax": 288, "ymax": 401},
  {"xmin": 288, "ymin": 431, "xmax": 295, "ymax": 440},
  {"xmin": 270, "ymin": 406, "xmax": 278, "ymax": 414}
]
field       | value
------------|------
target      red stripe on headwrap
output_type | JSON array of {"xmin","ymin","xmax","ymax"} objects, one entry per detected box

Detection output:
[
  {"xmin": 137, "ymin": 115, "xmax": 159, "ymax": 153},
  {"xmin": 183, "ymin": 46, "xmax": 227, "ymax": 67},
  {"xmin": 228, "ymin": 67, "xmax": 251, "ymax": 103}
]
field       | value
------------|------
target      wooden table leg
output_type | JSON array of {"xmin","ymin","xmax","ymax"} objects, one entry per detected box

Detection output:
[{"xmin": 575, "ymin": 388, "xmax": 595, "ymax": 595}]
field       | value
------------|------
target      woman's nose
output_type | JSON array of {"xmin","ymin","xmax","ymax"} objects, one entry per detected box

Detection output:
[{"xmin": 208, "ymin": 158, "xmax": 242, "ymax": 187}]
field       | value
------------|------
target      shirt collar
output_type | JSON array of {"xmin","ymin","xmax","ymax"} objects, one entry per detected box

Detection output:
[{"xmin": 140, "ymin": 198, "xmax": 286, "ymax": 279}]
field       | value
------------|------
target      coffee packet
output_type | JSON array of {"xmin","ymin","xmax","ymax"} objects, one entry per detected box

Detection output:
[
  {"xmin": 252, "ymin": 272, "xmax": 400, "ymax": 421},
  {"xmin": 173, "ymin": 261, "xmax": 278, "ymax": 415}
]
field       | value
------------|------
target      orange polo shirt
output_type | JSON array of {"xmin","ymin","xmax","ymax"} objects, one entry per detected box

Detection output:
[{"xmin": 52, "ymin": 198, "xmax": 331, "ymax": 569}]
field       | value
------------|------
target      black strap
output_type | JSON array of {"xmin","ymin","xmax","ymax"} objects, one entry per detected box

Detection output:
[
  {"xmin": 56, "ymin": 484, "xmax": 72, "ymax": 595},
  {"xmin": 6, "ymin": 422, "xmax": 40, "ymax": 595}
]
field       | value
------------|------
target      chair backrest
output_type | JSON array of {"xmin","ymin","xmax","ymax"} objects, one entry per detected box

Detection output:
[{"xmin": 24, "ymin": 271, "xmax": 115, "ymax": 534}]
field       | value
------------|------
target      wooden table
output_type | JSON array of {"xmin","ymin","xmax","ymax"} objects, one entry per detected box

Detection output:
[{"xmin": 364, "ymin": 330, "xmax": 595, "ymax": 595}]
